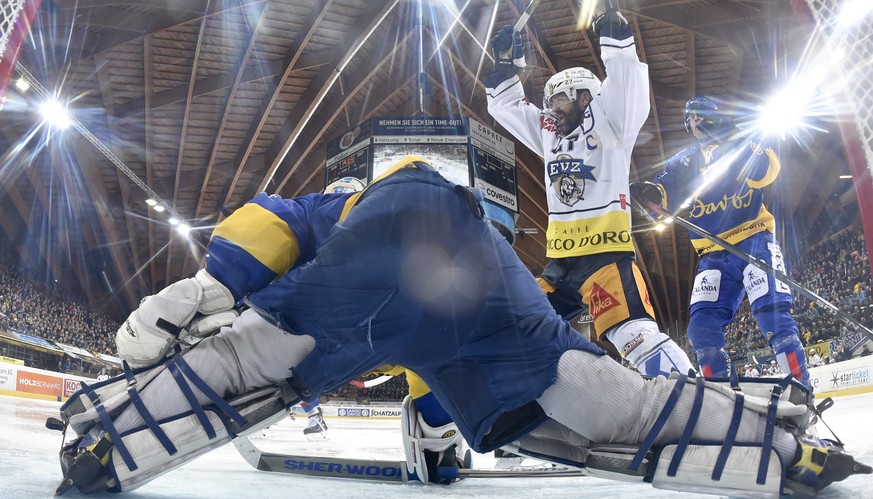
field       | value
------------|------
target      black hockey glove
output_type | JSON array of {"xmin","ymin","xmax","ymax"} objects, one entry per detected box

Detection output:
[
  {"xmin": 592, "ymin": 9, "xmax": 632, "ymax": 40},
  {"xmin": 484, "ymin": 25, "xmax": 525, "ymax": 88},
  {"xmin": 629, "ymin": 181, "xmax": 664, "ymax": 218}
]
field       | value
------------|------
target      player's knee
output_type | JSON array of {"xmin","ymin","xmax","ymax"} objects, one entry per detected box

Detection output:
[{"xmin": 687, "ymin": 308, "xmax": 731, "ymax": 347}]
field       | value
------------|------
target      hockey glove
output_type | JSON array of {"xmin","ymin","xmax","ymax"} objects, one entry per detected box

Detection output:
[
  {"xmin": 485, "ymin": 25, "xmax": 525, "ymax": 87},
  {"xmin": 628, "ymin": 181, "xmax": 665, "ymax": 218},
  {"xmin": 592, "ymin": 9, "xmax": 632, "ymax": 40},
  {"xmin": 115, "ymin": 269, "xmax": 236, "ymax": 368}
]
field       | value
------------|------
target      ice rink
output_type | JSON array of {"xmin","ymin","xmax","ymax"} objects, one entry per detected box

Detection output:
[{"xmin": 2, "ymin": 392, "xmax": 871, "ymax": 499}]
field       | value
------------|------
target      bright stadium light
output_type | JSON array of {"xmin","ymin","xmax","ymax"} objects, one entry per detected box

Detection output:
[
  {"xmin": 177, "ymin": 223, "xmax": 192, "ymax": 237},
  {"xmin": 153, "ymin": 204, "xmax": 165, "ymax": 213},
  {"xmin": 838, "ymin": 0, "xmax": 873, "ymax": 28},
  {"xmin": 168, "ymin": 217, "xmax": 180, "ymax": 226},
  {"xmin": 145, "ymin": 198, "xmax": 158, "ymax": 206},
  {"xmin": 758, "ymin": 82, "xmax": 811, "ymax": 137},
  {"xmin": 14, "ymin": 77, "xmax": 30, "ymax": 92},
  {"xmin": 39, "ymin": 99, "xmax": 72, "ymax": 129}
]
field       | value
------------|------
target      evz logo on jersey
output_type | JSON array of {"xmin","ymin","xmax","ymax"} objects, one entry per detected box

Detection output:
[{"xmin": 548, "ymin": 155, "xmax": 596, "ymax": 207}]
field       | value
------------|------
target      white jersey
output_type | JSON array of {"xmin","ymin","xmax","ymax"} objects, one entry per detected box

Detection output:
[{"xmin": 486, "ymin": 35, "xmax": 650, "ymax": 259}]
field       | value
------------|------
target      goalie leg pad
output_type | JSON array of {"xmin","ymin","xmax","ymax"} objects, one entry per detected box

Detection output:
[{"xmin": 401, "ymin": 395, "xmax": 469, "ymax": 484}]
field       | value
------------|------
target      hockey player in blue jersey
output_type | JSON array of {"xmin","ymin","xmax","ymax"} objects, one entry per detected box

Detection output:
[
  {"xmin": 55, "ymin": 155, "xmax": 868, "ymax": 496},
  {"xmin": 630, "ymin": 97, "xmax": 811, "ymax": 388},
  {"xmin": 485, "ymin": 9, "xmax": 693, "ymax": 377}
]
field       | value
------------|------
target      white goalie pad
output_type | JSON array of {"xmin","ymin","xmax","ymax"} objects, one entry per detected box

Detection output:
[
  {"xmin": 652, "ymin": 444, "xmax": 784, "ymax": 499},
  {"xmin": 401, "ymin": 395, "xmax": 466, "ymax": 483}
]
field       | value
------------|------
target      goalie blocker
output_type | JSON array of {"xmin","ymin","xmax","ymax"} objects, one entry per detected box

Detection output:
[{"xmin": 52, "ymin": 357, "xmax": 867, "ymax": 497}]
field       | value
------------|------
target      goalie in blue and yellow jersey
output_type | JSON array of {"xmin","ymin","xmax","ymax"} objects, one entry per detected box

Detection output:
[
  {"xmin": 57, "ymin": 154, "xmax": 869, "ymax": 497},
  {"xmin": 631, "ymin": 96, "xmax": 810, "ymax": 387}
]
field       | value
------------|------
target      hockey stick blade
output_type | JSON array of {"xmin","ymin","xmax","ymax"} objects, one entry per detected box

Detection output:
[{"xmin": 233, "ymin": 437, "xmax": 584, "ymax": 482}]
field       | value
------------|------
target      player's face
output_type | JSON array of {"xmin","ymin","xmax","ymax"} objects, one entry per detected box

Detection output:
[
  {"xmin": 687, "ymin": 113, "xmax": 705, "ymax": 139},
  {"xmin": 549, "ymin": 91, "xmax": 590, "ymax": 136}
]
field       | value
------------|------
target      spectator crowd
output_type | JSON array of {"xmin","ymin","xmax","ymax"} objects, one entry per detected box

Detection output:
[{"xmin": 2, "ymin": 222, "xmax": 872, "ymax": 401}]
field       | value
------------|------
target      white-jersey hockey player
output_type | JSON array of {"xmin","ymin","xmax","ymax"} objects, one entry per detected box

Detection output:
[
  {"xmin": 485, "ymin": 10, "xmax": 692, "ymax": 377},
  {"xmin": 53, "ymin": 155, "xmax": 868, "ymax": 497}
]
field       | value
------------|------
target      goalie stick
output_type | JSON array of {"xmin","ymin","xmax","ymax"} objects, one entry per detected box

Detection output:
[
  {"xmin": 639, "ymin": 201, "xmax": 873, "ymax": 342},
  {"xmin": 232, "ymin": 437, "xmax": 584, "ymax": 482}
]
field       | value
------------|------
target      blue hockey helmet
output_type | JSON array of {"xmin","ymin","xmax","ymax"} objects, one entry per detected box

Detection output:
[{"xmin": 684, "ymin": 96, "xmax": 735, "ymax": 140}]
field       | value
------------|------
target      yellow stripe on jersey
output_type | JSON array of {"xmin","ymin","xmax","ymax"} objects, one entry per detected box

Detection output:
[
  {"xmin": 339, "ymin": 155, "xmax": 435, "ymax": 222},
  {"xmin": 211, "ymin": 203, "xmax": 300, "ymax": 275},
  {"xmin": 691, "ymin": 205, "xmax": 776, "ymax": 254},
  {"xmin": 546, "ymin": 210, "xmax": 634, "ymax": 258},
  {"xmin": 746, "ymin": 147, "xmax": 781, "ymax": 189},
  {"xmin": 404, "ymin": 370, "xmax": 432, "ymax": 399}
]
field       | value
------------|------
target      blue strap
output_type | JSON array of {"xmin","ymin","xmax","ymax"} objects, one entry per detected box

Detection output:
[
  {"xmin": 630, "ymin": 373, "xmax": 687, "ymax": 472},
  {"xmin": 729, "ymin": 360, "xmax": 740, "ymax": 390},
  {"xmin": 668, "ymin": 376, "xmax": 705, "ymax": 476},
  {"xmin": 173, "ymin": 354, "xmax": 247, "ymax": 427},
  {"xmin": 712, "ymin": 393, "xmax": 744, "ymax": 481},
  {"xmin": 758, "ymin": 375, "xmax": 793, "ymax": 485},
  {"xmin": 121, "ymin": 361, "xmax": 177, "ymax": 456},
  {"xmin": 81, "ymin": 382, "xmax": 137, "ymax": 471},
  {"xmin": 166, "ymin": 358, "xmax": 216, "ymax": 439}
]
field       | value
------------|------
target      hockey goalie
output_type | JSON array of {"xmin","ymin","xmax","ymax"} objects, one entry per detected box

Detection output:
[{"xmin": 51, "ymin": 156, "xmax": 868, "ymax": 498}]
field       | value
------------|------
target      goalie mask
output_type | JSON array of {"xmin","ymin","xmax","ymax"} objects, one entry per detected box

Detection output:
[
  {"xmin": 324, "ymin": 176, "xmax": 366, "ymax": 194},
  {"xmin": 543, "ymin": 68, "xmax": 601, "ymax": 136}
]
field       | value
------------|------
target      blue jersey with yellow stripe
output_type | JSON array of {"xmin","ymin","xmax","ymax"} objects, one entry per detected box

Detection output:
[
  {"xmin": 205, "ymin": 192, "xmax": 352, "ymax": 302},
  {"xmin": 655, "ymin": 139, "xmax": 780, "ymax": 255}
]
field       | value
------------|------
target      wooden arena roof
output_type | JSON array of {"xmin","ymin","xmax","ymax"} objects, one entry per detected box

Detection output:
[{"xmin": 0, "ymin": 0, "xmax": 860, "ymax": 335}]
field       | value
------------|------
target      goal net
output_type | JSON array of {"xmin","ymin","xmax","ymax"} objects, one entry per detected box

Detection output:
[
  {"xmin": 800, "ymin": 0, "xmax": 873, "ymax": 277},
  {"xmin": 0, "ymin": 0, "xmax": 40, "ymax": 106}
]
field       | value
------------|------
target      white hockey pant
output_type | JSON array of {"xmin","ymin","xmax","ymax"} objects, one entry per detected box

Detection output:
[
  {"xmin": 532, "ymin": 350, "xmax": 813, "ymax": 498},
  {"xmin": 606, "ymin": 318, "xmax": 695, "ymax": 377},
  {"xmin": 59, "ymin": 309, "xmax": 315, "ymax": 492}
]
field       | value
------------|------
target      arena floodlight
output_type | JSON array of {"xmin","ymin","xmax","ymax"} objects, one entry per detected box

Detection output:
[
  {"xmin": 177, "ymin": 223, "xmax": 191, "ymax": 237},
  {"xmin": 153, "ymin": 205, "xmax": 165, "ymax": 213},
  {"xmin": 758, "ymin": 83, "xmax": 809, "ymax": 138},
  {"xmin": 838, "ymin": 0, "xmax": 873, "ymax": 28},
  {"xmin": 14, "ymin": 77, "xmax": 29, "ymax": 92},
  {"xmin": 145, "ymin": 198, "xmax": 158, "ymax": 206},
  {"xmin": 39, "ymin": 99, "xmax": 72, "ymax": 130},
  {"xmin": 168, "ymin": 217, "xmax": 180, "ymax": 226}
]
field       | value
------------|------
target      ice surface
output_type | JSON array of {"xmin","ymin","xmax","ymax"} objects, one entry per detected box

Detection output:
[{"xmin": 1, "ymin": 392, "xmax": 871, "ymax": 498}]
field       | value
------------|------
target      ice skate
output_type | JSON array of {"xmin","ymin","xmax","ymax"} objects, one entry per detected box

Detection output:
[
  {"xmin": 785, "ymin": 436, "xmax": 872, "ymax": 497},
  {"xmin": 303, "ymin": 407, "xmax": 329, "ymax": 441}
]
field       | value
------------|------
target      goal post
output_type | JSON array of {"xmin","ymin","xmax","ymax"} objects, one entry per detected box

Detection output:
[{"xmin": 0, "ymin": 0, "xmax": 41, "ymax": 107}]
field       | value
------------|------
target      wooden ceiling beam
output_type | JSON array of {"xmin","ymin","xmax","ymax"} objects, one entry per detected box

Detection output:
[
  {"xmin": 195, "ymin": 3, "xmax": 269, "ymax": 219},
  {"xmin": 262, "ymin": 1, "xmax": 402, "ymax": 195}
]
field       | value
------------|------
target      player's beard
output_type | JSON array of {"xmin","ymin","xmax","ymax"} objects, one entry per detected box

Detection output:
[{"xmin": 557, "ymin": 101, "xmax": 585, "ymax": 136}]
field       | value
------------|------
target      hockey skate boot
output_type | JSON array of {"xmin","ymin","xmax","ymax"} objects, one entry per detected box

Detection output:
[
  {"xmin": 493, "ymin": 448, "xmax": 525, "ymax": 470},
  {"xmin": 303, "ymin": 407, "xmax": 329, "ymax": 441},
  {"xmin": 786, "ymin": 435, "xmax": 871, "ymax": 496},
  {"xmin": 56, "ymin": 427, "xmax": 115, "ymax": 495}
]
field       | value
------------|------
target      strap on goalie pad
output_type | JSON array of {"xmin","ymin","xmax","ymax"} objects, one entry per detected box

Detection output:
[
  {"xmin": 61, "ymin": 361, "xmax": 168, "ymax": 436},
  {"xmin": 652, "ymin": 444, "xmax": 784, "ymax": 498},
  {"xmin": 108, "ymin": 383, "xmax": 297, "ymax": 492}
]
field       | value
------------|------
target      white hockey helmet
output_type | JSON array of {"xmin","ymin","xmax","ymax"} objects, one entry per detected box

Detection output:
[
  {"xmin": 324, "ymin": 176, "xmax": 366, "ymax": 194},
  {"xmin": 543, "ymin": 67, "xmax": 602, "ymax": 110}
]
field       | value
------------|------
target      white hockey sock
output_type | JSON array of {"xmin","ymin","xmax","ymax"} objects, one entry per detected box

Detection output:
[
  {"xmin": 114, "ymin": 309, "xmax": 315, "ymax": 433},
  {"xmin": 537, "ymin": 350, "xmax": 797, "ymax": 461}
]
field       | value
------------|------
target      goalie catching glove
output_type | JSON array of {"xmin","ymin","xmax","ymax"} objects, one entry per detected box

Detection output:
[
  {"xmin": 401, "ymin": 395, "xmax": 471, "ymax": 484},
  {"xmin": 115, "ymin": 269, "xmax": 237, "ymax": 368}
]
